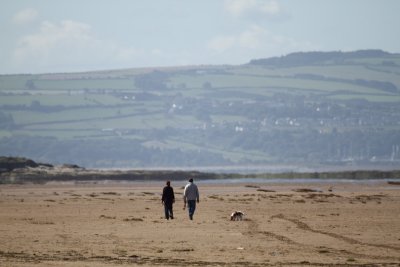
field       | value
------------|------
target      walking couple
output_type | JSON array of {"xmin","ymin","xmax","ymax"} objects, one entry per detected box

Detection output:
[{"xmin": 161, "ymin": 178, "xmax": 199, "ymax": 220}]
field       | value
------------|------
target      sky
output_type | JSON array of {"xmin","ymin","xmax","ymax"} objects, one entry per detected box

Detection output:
[{"xmin": 0, "ymin": 0, "xmax": 399, "ymax": 74}]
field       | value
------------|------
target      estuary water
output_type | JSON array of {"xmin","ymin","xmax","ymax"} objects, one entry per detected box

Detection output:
[{"xmin": 196, "ymin": 178, "xmax": 396, "ymax": 185}]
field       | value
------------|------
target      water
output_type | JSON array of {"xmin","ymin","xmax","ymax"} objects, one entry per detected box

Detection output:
[
  {"xmin": 197, "ymin": 178, "xmax": 395, "ymax": 185},
  {"xmin": 66, "ymin": 177, "xmax": 397, "ymax": 186}
]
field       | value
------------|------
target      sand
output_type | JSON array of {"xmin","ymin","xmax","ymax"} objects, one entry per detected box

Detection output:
[{"xmin": 0, "ymin": 180, "xmax": 400, "ymax": 266}]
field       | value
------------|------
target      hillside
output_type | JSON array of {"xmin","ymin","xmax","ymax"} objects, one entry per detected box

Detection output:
[{"xmin": 0, "ymin": 50, "xmax": 400, "ymax": 170}]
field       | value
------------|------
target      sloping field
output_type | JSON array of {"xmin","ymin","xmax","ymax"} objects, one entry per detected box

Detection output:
[{"xmin": 1, "ymin": 50, "xmax": 400, "ymax": 167}]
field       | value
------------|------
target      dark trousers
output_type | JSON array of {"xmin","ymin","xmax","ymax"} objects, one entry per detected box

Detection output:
[
  {"xmin": 187, "ymin": 200, "xmax": 196, "ymax": 219},
  {"xmin": 164, "ymin": 202, "xmax": 173, "ymax": 219}
]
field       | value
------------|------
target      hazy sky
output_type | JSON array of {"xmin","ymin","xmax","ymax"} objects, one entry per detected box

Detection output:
[{"xmin": 1, "ymin": 0, "xmax": 399, "ymax": 74}]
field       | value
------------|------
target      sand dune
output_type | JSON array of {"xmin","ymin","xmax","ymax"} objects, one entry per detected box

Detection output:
[{"xmin": 1, "ymin": 181, "xmax": 399, "ymax": 266}]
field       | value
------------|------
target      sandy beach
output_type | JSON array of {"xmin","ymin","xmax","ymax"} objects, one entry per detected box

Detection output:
[{"xmin": 1, "ymin": 180, "xmax": 400, "ymax": 266}]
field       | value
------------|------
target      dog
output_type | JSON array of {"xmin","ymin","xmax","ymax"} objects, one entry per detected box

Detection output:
[{"xmin": 230, "ymin": 211, "xmax": 245, "ymax": 221}]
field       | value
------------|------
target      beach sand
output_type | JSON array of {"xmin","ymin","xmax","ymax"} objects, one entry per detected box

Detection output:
[{"xmin": 0, "ymin": 180, "xmax": 399, "ymax": 266}]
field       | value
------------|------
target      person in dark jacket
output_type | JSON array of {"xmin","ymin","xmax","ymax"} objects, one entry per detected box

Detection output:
[{"xmin": 161, "ymin": 180, "xmax": 175, "ymax": 220}]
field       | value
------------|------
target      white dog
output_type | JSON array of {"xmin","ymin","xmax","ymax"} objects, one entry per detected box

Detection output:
[{"xmin": 230, "ymin": 211, "xmax": 245, "ymax": 221}]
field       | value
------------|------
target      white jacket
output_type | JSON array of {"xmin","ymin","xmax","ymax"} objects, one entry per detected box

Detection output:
[{"xmin": 183, "ymin": 182, "xmax": 199, "ymax": 201}]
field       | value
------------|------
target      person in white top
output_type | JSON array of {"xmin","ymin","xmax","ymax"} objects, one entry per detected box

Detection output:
[{"xmin": 183, "ymin": 178, "xmax": 199, "ymax": 220}]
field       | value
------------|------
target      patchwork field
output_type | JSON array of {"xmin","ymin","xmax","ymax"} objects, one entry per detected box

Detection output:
[{"xmin": 1, "ymin": 50, "xmax": 400, "ymax": 167}]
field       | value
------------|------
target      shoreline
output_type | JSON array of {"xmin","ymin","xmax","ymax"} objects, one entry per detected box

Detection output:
[
  {"xmin": 2, "ymin": 166, "xmax": 400, "ymax": 185},
  {"xmin": 1, "ymin": 157, "xmax": 400, "ymax": 184}
]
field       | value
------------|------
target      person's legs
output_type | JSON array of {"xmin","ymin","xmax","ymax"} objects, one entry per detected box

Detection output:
[
  {"xmin": 165, "ymin": 202, "xmax": 174, "ymax": 220},
  {"xmin": 169, "ymin": 204, "xmax": 174, "ymax": 219},
  {"xmin": 187, "ymin": 200, "xmax": 196, "ymax": 220},
  {"xmin": 164, "ymin": 204, "xmax": 170, "ymax": 219}
]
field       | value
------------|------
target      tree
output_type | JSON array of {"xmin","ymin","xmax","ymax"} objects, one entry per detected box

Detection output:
[
  {"xmin": 134, "ymin": 71, "xmax": 169, "ymax": 91},
  {"xmin": 30, "ymin": 100, "xmax": 41, "ymax": 110},
  {"xmin": 202, "ymin": 81, "xmax": 212, "ymax": 89},
  {"xmin": 0, "ymin": 112, "xmax": 14, "ymax": 129},
  {"xmin": 25, "ymin": 80, "xmax": 36, "ymax": 90}
]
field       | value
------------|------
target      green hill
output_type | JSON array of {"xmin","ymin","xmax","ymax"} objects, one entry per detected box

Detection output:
[{"xmin": 0, "ymin": 50, "xmax": 399, "ymax": 170}]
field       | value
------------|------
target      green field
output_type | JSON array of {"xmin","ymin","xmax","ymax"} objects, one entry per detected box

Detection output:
[{"xmin": 1, "ymin": 50, "xmax": 400, "ymax": 168}]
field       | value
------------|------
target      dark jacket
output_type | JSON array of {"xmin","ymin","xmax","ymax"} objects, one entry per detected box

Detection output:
[{"xmin": 162, "ymin": 186, "xmax": 175, "ymax": 204}]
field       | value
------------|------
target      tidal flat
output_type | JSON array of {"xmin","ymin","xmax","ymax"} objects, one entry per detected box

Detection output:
[{"xmin": 1, "ymin": 181, "xmax": 400, "ymax": 266}]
